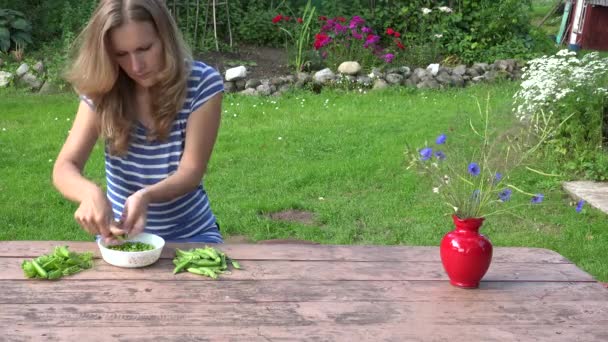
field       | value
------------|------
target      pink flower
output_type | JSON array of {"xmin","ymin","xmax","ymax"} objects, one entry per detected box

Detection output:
[
  {"xmin": 383, "ymin": 53, "xmax": 395, "ymax": 63},
  {"xmin": 272, "ymin": 14, "xmax": 283, "ymax": 24},
  {"xmin": 351, "ymin": 29, "xmax": 363, "ymax": 40},
  {"xmin": 349, "ymin": 16, "xmax": 365, "ymax": 29}
]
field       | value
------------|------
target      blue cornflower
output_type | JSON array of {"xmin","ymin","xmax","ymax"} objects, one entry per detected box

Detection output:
[
  {"xmin": 498, "ymin": 188, "xmax": 512, "ymax": 202},
  {"xmin": 576, "ymin": 200, "xmax": 585, "ymax": 213},
  {"xmin": 436, "ymin": 134, "xmax": 447, "ymax": 145},
  {"xmin": 468, "ymin": 162, "xmax": 480, "ymax": 176},
  {"xmin": 531, "ymin": 194, "xmax": 544, "ymax": 204},
  {"xmin": 419, "ymin": 147, "xmax": 433, "ymax": 161},
  {"xmin": 494, "ymin": 172, "xmax": 502, "ymax": 183},
  {"xmin": 435, "ymin": 150, "xmax": 446, "ymax": 160}
]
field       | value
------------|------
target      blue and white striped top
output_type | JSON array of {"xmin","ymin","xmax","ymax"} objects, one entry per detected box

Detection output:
[{"xmin": 87, "ymin": 61, "xmax": 224, "ymax": 242}]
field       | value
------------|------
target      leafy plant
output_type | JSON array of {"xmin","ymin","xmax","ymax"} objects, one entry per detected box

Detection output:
[
  {"xmin": 513, "ymin": 50, "xmax": 608, "ymax": 180},
  {"xmin": 276, "ymin": 0, "xmax": 316, "ymax": 72},
  {"xmin": 0, "ymin": 9, "xmax": 32, "ymax": 53}
]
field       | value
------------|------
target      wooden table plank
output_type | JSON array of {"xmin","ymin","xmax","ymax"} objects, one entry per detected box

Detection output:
[
  {"xmin": 1, "ymin": 280, "xmax": 606, "ymax": 305},
  {"xmin": 5, "ymin": 325, "xmax": 608, "ymax": 342},
  {"xmin": 0, "ymin": 241, "xmax": 573, "ymax": 263},
  {"xmin": 2, "ymin": 301, "xmax": 607, "ymax": 327},
  {"xmin": 0, "ymin": 258, "xmax": 595, "ymax": 282}
]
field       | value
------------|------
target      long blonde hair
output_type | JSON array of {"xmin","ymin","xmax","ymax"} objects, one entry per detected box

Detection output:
[{"xmin": 65, "ymin": 0, "xmax": 192, "ymax": 155}]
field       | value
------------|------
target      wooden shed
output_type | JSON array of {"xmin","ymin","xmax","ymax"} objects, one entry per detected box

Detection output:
[{"xmin": 567, "ymin": 0, "xmax": 608, "ymax": 51}]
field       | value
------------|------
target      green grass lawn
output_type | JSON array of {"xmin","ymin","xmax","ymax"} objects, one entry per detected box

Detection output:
[{"xmin": 1, "ymin": 83, "xmax": 606, "ymax": 282}]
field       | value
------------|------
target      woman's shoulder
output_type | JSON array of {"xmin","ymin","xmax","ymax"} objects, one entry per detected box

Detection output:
[{"xmin": 189, "ymin": 60, "xmax": 222, "ymax": 81}]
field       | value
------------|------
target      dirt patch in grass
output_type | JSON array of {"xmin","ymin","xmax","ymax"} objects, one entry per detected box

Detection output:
[{"xmin": 267, "ymin": 209, "xmax": 316, "ymax": 226}]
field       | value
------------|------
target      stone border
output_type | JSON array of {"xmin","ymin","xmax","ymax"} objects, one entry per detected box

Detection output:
[{"xmin": 223, "ymin": 59, "xmax": 524, "ymax": 96}]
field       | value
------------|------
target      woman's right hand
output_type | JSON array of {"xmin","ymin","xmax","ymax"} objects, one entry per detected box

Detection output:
[{"xmin": 74, "ymin": 187, "xmax": 114, "ymax": 240}]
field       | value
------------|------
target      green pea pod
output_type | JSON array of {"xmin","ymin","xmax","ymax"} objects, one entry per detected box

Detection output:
[
  {"xmin": 190, "ymin": 259, "xmax": 221, "ymax": 267},
  {"xmin": 48, "ymin": 270, "xmax": 63, "ymax": 280},
  {"xmin": 173, "ymin": 256, "xmax": 192, "ymax": 274},
  {"xmin": 21, "ymin": 261, "xmax": 37, "ymax": 278},
  {"xmin": 31, "ymin": 260, "xmax": 48, "ymax": 279},
  {"xmin": 187, "ymin": 267, "xmax": 218, "ymax": 279},
  {"xmin": 55, "ymin": 246, "xmax": 70, "ymax": 259},
  {"xmin": 200, "ymin": 247, "xmax": 220, "ymax": 261},
  {"xmin": 231, "ymin": 260, "xmax": 241, "ymax": 269}
]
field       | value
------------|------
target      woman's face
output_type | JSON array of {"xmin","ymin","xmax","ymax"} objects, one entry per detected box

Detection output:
[{"xmin": 110, "ymin": 20, "xmax": 164, "ymax": 89}]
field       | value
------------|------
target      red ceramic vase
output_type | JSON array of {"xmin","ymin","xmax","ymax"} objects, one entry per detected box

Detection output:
[{"xmin": 440, "ymin": 215, "xmax": 492, "ymax": 289}]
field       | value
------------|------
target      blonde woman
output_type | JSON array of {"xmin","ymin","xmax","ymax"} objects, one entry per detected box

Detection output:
[{"xmin": 53, "ymin": 0, "xmax": 224, "ymax": 244}]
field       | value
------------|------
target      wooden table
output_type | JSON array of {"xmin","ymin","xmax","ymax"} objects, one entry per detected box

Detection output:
[{"xmin": 1, "ymin": 242, "xmax": 607, "ymax": 341}]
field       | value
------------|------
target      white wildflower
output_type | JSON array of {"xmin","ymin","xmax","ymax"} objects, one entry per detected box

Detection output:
[
  {"xmin": 438, "ymin": 6, "xmax": 452, "ymax": 13},
  {"xmin": 434, "ymin": 34, "xmax": 443, "ymax": 39},
  {"xmin": 422, "ymin": 8, "xmax": 432, "ymax": 15},
  {"xmin": 433, "ymin": 187, "xmax": 440, "ymax": 193}
]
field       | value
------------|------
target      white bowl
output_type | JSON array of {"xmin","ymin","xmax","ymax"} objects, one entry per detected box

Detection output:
[{"xmin": 97, "ymin": 232, "xmax": 165, "ymax": 268}]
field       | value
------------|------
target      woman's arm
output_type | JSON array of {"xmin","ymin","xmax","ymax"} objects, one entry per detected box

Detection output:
[
  {"xmin": 53, "ymin": 101, "xmax": 101, "ymax": 202},
  {"xmin": 53, "ymin": 100, "xmax": 114, "ymax": 238},
  {"xmin": 145, "ymin": 92, "xmax": 222, "ymax": 202}
]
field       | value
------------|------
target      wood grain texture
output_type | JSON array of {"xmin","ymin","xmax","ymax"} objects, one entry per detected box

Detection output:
[
  {"xmin": 0, "ymin": 258, "xmax": 595, "ymax": 282},
  {"xmin": 4, "ymin": 325, "xmax": 608, "ymax": 342},
  {"xmin": 1, "ymin": 280, "xmax": 607, "ymax": 305},
  {"xmin": 0, "ymin": 242, "xmax": 572, "ymax": 263},
  {"xmin": 2, "ymin": 301, "xmax": 607, "ymax": 327}
]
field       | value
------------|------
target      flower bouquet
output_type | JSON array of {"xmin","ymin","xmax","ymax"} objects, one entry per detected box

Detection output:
[{"xmin": 404, "ymin": 96, "xmax": 584, "ymax": 288}]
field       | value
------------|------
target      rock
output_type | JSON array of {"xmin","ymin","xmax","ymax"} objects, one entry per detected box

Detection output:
[
  {"xmin": 0, "ymin": 71, "xmax": 13, "ymax": 87},
  {"xmin": 427, "ymin": 63, "xmax": 440, "ymax": 76},
  {"xmin": 343, "ymin": 75, "xmax": 357, "ymax": 83},
  {"xmin": 297, "ymin": 72, "xmax": 311, "ymax": 83},
  {"xmin": 413, "ymin": 68, "xmax": 429, "ymax": 79},
  {"xmin": 235, "ymin": 79, "xmax": 246, "ymax": 91},
  {"xmin": 225, "ymin": 66, "xmax": 247, "ymax": 81},
  {"xmin": 385, "ymin": 67, "xmax": 402, "ymax": 75},
  {"xmin": 472, "ymin": 63, "xmax": 488, "ymax": 74},
  {"xmin": 465, "ymin": 68, "xmax": 480, "ymax": 77},
  {"xmin": 472, "ymin": 75, "xmax": 485, "ymax": 83},
  {"xmin": 400, "ymin": 66, "xmax": 412, "ymax": 78},
  {"xmin": 18, "ymin": 72, "xmax": 43, "ymax": 90},
  {"xmin": 16, "ymin": 63, "xmax": 29, "ymax": 78},
  {"xmin": 283, "ymin": 75, "xmax": 296, "ymax": 84},
  {"xmin": 240, "ymin": 88, "xmax": 258, "ymax": 96},
  {"xmin": 385, "ymin": 73, "xmax": 403, "ymax": 85},
  {"xmin": 270, "ymin": 77, "xmax": 284, "ymax": 86},
  {"xmin": 372, "ymin": 79, "xmax": 388, "ymax": 90},
  {"xmin": 483, "ymin": 70, "xmax": 498, "ymax": 83},
  {"xmin": 356, "ymin": 75, "xmax": 373, "ymax": 86},
  {"xmin": 38, "ymin": 80, "xmax": 62, "ymax": 94},
  {"xmin": 33, "ymin": 61, "xmax": 44, "ymax": 74},
  {"xmin": 338, "ymin": 61, "xmax": 361, "ymax": 75},
  {"xmin": 369, "ymin": 67, "xmax": 383, "ymax": 78},
  {"xmin": 435, "ymin": 71, "xmax": 452, "ymax": 85},
  {"xmin": 450, "ymin": 75, "xmax": 465, "ymax": 87},
  {"xmin": 256, "ymin": 84, "xmax": 272, "ymax": 96},
  {"xmin": 245, "ymin": 78, "xmax": 261, "ymax": 89},
  {"xmin": 453, "ymin": 65, "xmax": 467, "ymax": 76},
  {"xmin": 314, "ymin": 68, "xmax": 335, "ymax": 83},
  {"xmin": 417, "ymin": 79, "xmax": 440, "ymax": 89},
  {"xmin": 224, "ymin": 81, "xmax": 236, "ymax": 93},
  {"xmin": 403, "ymin": 78, "xmax": 417, "ymax": 87}
]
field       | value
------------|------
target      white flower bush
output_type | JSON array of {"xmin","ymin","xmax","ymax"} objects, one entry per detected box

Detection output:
[{"xmin": 513, "ymin": 49, "xmax": 608, "ymax": 127}]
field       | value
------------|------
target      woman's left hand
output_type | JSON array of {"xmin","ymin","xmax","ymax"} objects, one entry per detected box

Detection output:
[{"xmin": 121, "ymin": 188, "xmax": 150, "ymax": 236}]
